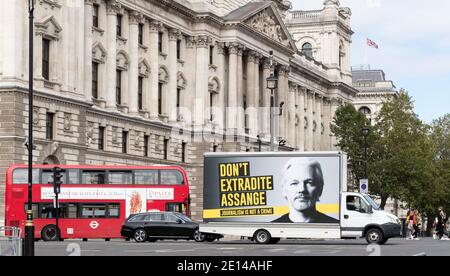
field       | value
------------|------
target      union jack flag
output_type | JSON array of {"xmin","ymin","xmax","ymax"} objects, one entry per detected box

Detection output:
[{"xmin": 367, "ymin": 38, "xmax": 379, "ymax": 49}]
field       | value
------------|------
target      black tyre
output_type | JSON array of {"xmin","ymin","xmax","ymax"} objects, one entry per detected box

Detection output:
[
  {"xmin": 133, "ymin": 228, "xmax": 148, "ymax": 243},
  {"xmin": 254, "ymin": 229, "xmax": 271, "ymax": 244},
  {"xmin": 205, "ymin": 236, "xmax": 217, "ymax": 242},
  {"xmin": 366, "ymin": 228, "xmax": 384, "ymax": 244},
  {"xmin": 269, "ymin": 238, "xmax": 281, "ymax": 244},
  {"xmin": 193, "ymin": 228, "xmax": 206, "ymax": 242},
  {"xmin": 379, "ymin": 238, "xmax": 388, "ymax": 245},
  {"xmin": 41, "ymin": 225, "xmax": 59, "ymax": 242}
]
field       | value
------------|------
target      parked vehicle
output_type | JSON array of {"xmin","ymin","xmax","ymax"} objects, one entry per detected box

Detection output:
[
  {"xmin": 200, "ymin": 152, "xmax": 401, "ymax": 245},
  {"xmin": 121, "ymin": 211, "xmax": 222, "ymax": 243}
]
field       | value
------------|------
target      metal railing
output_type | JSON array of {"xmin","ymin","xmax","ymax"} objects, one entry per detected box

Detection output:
[{"xmin": 0, "ymin": 227, "xmax": 22, "ymax": 256}]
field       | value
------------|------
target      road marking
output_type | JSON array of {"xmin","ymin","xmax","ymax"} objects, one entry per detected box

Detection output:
[
  {"xmin": 265, "ymin": 248, "xmax": 286, "ymax": 252},
  {"xmin": 218, "ymin": 248, "xmax": 240, "ymax": 250},
  {"xmin": 293, "ymin": 250, "xmax": 312, "ymax": 254}
]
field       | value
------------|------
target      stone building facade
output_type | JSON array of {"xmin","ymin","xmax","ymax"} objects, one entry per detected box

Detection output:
[{"xmin": 0, "ymin": 0, "xmax": 357, "ymax": 223}]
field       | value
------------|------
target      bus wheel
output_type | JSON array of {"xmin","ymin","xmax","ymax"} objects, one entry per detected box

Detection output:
[
  {"xmin": 133, "ymin": 229, "xmax": 147, "ymax": 243},
  {"xmin": 41, "ymin": 225, "xmax": 59, "ymax": 242},
  {"xmin": 254, "ymin": 229, "xmax": 271, "ymax": 244}
]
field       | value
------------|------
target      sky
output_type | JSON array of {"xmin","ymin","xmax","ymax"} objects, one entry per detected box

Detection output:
[{"xmin": 291, "ymin": 0, "xmax": 450, "ymax": 123}]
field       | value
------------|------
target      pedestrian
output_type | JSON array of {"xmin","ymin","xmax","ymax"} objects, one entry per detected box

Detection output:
[
  {"xmin": 405, "ymin": 210, "xmax": 414, "ymax": 240},
  {"xmin": 435, "ymin": 207, "xmax": 448, "ymax": 240},
  {"xmin": 412, "ymin": 210, "xmax": 421, "ymax": 240}
]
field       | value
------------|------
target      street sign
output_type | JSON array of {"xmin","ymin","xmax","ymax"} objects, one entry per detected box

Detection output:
[{"xmin": 360, "ymin": 179, "xmax": 369, "ymax": 194}]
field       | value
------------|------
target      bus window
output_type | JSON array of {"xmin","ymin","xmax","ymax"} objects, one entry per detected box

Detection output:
[
  {"xmin": 81, "ymin": 204, "xmax": 107, "ymax": 218},
  {"xmin": 67, "ymin": 169, "xmax": 80, "ymax": 184},
  {"xmin": 81, "ymin": 171, "xmax": 106, "ymax": 184},
  {"xmin": 160, "ymin": 170, "xmax": 184, "ymax": 185},
  {"xmin": 42, "ymin": 169, "xmax": 66, "ymax": 184},
  {"xmin": 108, "ymin": 204, "xmax": 120, "ymax": 218},
  {"xmin": 41, "ymin": 204, "xmax": 56, "ymax": 219},
  {"xmin": 59, "ymin": 203, "xmax": 78, "ymax": 218},
  {"xmin": 13, "ymin": 169, "xmax": 39, "ymax": 184},
  {"xmin": 109, "ymin": 171, "xmax": 133, "ymax": 184},
  {"xmin": 134, "ymin": 170, "xmax": 158, "ymax": 185}
]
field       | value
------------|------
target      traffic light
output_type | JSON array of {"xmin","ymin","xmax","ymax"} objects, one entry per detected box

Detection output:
[{"xmin": 52, "ymin": 166, "xmax": 63, "ymax": 194}]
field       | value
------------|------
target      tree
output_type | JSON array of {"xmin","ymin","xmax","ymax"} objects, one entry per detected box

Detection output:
[
  {"xmin": 331, "ymin": 104, "xmax": 376, "ymax": 189},
  {"xmin": 371, "ymin": 90, "xmax": 435, "ymax": 210}
]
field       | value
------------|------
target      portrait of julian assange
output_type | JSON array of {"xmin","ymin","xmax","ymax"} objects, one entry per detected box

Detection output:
[{"xmin": 273, "ymin": 158, "xmax": 339, "ymax": 223}]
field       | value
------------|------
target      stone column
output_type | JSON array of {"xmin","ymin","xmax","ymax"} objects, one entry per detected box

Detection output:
[
  {"xmin": 195, "ymin": 35, "xmax": 210, "ymax": 128},
  {"xmin": 246, "ymin": 50, "xmax": 255, "ymax": 136},
  {"xmin": 298, "ymin": 87, "xmax": 306, "ymax": 151},
  {"xmin": 148, "ymin": 20, "xmax": 161, "ymax": 120},
  {"xmin": 306, "ymin": 91, "xmax": 314, "ymax": 151},
  {"xmin": 322, "ymin": 98, "xmax": 332, "ymax": 150},
  {"xmin": 128, "ymin": 11, "xmax": 142, "ymax": 115},
  {"xmin": 288, "ymin": 83, "xmax": 296, "ymax": 147},
  {"xmin": 105, "ymin": 0, "xmax": 121, "ymax": 110},
  {"xmin": 316, "ymin": 95, "xmax": 323, "ymax": 150},
  {"xmin": 216, "ymin": 43, "xmax": 226, "ymax": 131},
  {"xmin": 262, "ymin": 59, "xmax": 271, "ymax": 138},
  {"xmin": 84, "ymin": 0, "xmax": 94, "ymax": 100},
  {"xmin": 33, "ymin": 32, "xmax": 43, "ymax": 81},
  {"xmin": 227, "ymin": 43, "xmax": 239, "ymax": 131},
  {"xmin": 278, "ymin": 66, "xmax": 289, "ymax": 142},
  {"xmin": 237, "ymin": 46, "xmax": 244, "ymax": 135},
  {"xmin": 185, "ymin": 36, "xmax": 196, "ymax": 127},
  {"xmin": 168, "ymin": 28, "xmax": 181, "ymax": 122},
  {"xmin": 253, "ymin": 54, "xmax": 261, "ymax": 137}
]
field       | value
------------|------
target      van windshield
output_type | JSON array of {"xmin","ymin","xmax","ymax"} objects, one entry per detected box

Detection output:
[{"xmin": 363, "ymin": 194, "xmax": 380, "ymax": 211}]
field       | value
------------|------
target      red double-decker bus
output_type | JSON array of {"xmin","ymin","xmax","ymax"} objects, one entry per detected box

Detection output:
[{"xmin": 4, "ymin": 164, "xmax": 190, "ymax": 241}]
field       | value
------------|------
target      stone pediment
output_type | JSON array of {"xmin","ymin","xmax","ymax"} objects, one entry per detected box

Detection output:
[{"xmin": 223, "ymin": 2, "xmax": 297, "ymax": 51}]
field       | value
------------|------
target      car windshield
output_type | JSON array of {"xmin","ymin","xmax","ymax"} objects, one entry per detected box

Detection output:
[
  {"xmin": 363, "ymin": 194, "xmax": 380, "ymax": 211},
  {"xmin": 174, "ymin": 213, "xmax": 193, "ymax": 222}
]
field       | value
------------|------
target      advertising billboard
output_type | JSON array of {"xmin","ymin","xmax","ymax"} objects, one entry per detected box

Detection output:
[{"xmin": 203, "ymin": 154, "xmax": 342, "ymax": 224}]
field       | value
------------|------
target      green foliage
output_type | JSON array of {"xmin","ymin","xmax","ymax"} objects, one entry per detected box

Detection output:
[{"xmin": 331, "ymin": 90, "xmax": 446, "ymax": 211}]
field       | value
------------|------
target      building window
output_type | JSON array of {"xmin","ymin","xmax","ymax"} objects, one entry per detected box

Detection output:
[
  {"xmin": 209, "ymin": 45, "xmax": 214, "ymax": 65},
  {"xmin": 122, "ymin": 131, "xmax": 128, "ymax": 154},
  {"xmin": 158, "ymin": 32, "xmax": 163, "ymax": 53},
  {"xmin": 138, "ymin": 23, "xmax": 144, "ymax": 45},
  {"xmin": 138, "ymin": 76, "xmax": 143, "ymax": 110},
  {"xmin": 213, "ymin": 145, "xmax": 218, "ymax": 152},
  {"xmin": 46, "ymin": 112, "xmax": 54, "ymax": 140},
  {"xmin": 177, "ymin": 40, "xmax": 181, "ymax": 60},
  {"xmin": 116, "ymin": 70, "xmax": 122, "ymax": 105},
  {"xmin": 158, "ymin": 82, "xmax": 163, "ymax": 115},
  {"xmin": 163, "ymin": 138, "xmax": 169, "ymax": 160},
  {"xmin": 359, "ymin": 106, "xmax": 372, "ymax": 115},
  {"xmin": 209, "ymin": 92, "xmax": 214, "ymax": 121},
  {"xmin": 116, "ymin": 14, "xmax": 122, "ymax": 37},
  {"xmin": 93, "ymin": 4, "xmax": 99, "ymax": 28},
  {"xmin": 42, "ymin": 38, "xmax": 50, "ymax": 80},
  {"xmin": 98, "ymin": 126, "xmax": 105, "ymax": 150},
  {"xmin": 92, "ymin": 62, "xmax": 99, "ymax": 99},
  {"xmin": 302, "ymin": 42, "xmax": 313, "ymax": 59},
  {"xmin": 181, "ymin": 142, "xmax": 187, "ymax": 163},
  {"xmin": 144, "ymin": 135, "xmax": 149, "ymax": 157}
]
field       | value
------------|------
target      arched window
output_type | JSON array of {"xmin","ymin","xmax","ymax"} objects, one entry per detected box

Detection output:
[
  {"xmin": 302, "ymin": 43, "xmax": 313, "ymax": 59},
  {"xmin": 359, "ymin": 106, "xmax": 372, "ymax": 115}
]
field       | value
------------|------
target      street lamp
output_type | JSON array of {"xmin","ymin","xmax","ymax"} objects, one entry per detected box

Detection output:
[
  {"xmin": 362, "ymin": 126, "xmax": 370, "ymax": 179},
  {"xmin": 266, "ymin": 51, "xmax": 278, "ymax": 151},
  {"xmin": 25, "ymin": 0, "xmax": 36, "ymax": 256}
]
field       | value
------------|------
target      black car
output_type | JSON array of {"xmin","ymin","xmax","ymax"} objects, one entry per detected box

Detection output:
[{"xmin": 121, "ymin": 211, "xmax": 221, "ymax": 243}]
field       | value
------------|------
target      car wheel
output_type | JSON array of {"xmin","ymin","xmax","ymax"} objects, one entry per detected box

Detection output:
[
  {"xmin": 254, "ymin": 229, "xmax": 271, "ymax": 244},
  {"xmin": 193, "ymin": 229, "xmax": 206, "ymax": 242},
  {"xmin": 379, "ymin": 238, "xmax": 388, "ymax": 245},
  {"xmin": 41, "ymin": 225, "xmax": 59, "ymax": 242},
  {"xmin": 133, "ymin": 229, "xmax": 147, "ymax": 243},
  {"xmin": 366, "ymin": 228, "xmax": 384, "ymax": 245}
]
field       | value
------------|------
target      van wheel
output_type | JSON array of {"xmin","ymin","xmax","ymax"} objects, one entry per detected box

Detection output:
[
  {"xmin": 254, "ymin": 229, "xmax": 271, "ymax": 244},
  {"xmin": 366, "ymin": 228, "xmax": 384, "ymax": 244},
  {"xmin": 133, "ymin": 229, "xmax": 147, "ymax": 243},
  {"xmin": 41, "ymin": 225, "xmax": 59, "ymax": 242}
]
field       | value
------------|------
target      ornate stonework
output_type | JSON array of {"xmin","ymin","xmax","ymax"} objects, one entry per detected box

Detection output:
[
  {"xmin": 245, "ymin": 8, "xmax": 288, "ymax": 45},
  {"xmin": 129, "ymin": 11, "xmax": 144, "ymax": 25},
  {"xmin": 106, "ymin": 0, "xmax": 121, "ymax": 15},
  {"xmin": 196, "ymin": 36, "xmax": 212, "ymax": 48}
]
